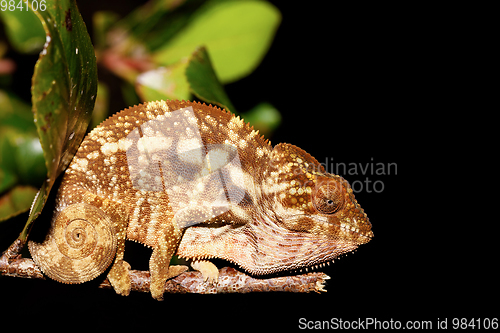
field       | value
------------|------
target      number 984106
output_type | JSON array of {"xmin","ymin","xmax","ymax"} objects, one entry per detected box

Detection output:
[{"xmin": 1, "ymin": 0, "xmax": 46, "ymax": 11}]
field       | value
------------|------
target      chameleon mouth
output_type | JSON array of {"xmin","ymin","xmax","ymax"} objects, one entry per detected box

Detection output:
[{"xmin": 327, "ymin": 217, "xmax": 373, "ymax": 245}]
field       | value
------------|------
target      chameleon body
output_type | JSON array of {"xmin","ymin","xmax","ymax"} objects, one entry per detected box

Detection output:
[{"xmin": 28, "ymin": 100, "xmax": 373, "ymax": 300}]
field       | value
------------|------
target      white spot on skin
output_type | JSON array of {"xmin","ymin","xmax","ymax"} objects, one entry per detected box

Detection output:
[
  {"xmin": 101, "ymin": 142, "xmax": 118, "ymax": 156},
  {"xmin": 137, "ymin": 136, "xmax": 173, "ymax": 154},
  {"xmin": 118, "ymin": 137, "xmax": 133, "ymax": 151},
  {"xmin": 72, "ymin": 158, "xmax": 88, "ymax": 172},
  {"xmin": 256, "ymin": 147, "xmax": 265, "ymax": 158},
  {"xmin": 87, "ymin": 151, "xmax": 99, "ymax": 160},
  {"xmin": 228, "ymin": 117, "xmax": 243, "ymax": 130}
]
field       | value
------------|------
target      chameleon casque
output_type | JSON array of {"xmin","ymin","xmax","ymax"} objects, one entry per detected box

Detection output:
[{"xmin": 28, "ymin": 100, "xmax": 373, "ymax": 300}]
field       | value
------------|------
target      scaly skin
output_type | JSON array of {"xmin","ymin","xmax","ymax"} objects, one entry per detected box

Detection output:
[{"xmin": 28, "ymin": 100, "xmax": 373, "ymax": 300}]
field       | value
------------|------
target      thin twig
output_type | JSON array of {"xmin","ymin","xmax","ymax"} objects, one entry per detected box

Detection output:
[
  {"xmin": 0, "ymin": 239, "xmax": 44, "ymax": 279},
  {"xmin": 99, "ymin": 267, "xmax": 329, "ymax": 294},
  {"xmin": 1, "ymin": 240, "xmax": 329, "ymax": 294}
]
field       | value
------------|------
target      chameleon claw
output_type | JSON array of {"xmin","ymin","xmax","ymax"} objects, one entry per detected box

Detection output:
[{"xmin": 191, "ymin": 260, "xmax": 219, "ymax": 286}]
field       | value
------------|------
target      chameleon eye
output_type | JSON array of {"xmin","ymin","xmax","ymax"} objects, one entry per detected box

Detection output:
[{"xmin": 313, "ymin": 184, "xmax": 343, "ymax": 214}]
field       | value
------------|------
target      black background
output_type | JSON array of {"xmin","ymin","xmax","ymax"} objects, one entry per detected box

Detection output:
[{"xmin": 1, "ymin": 1, "xmax": 495, "ymax": 331}]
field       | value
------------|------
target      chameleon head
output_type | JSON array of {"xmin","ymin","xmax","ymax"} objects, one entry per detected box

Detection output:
[
  {"xmin": 266, "ymin": 142, "xmax": 373, "ymax": 271},
  {"xmin": 275, "ymin": 161, "xmax": 372, "ymax": 248}
]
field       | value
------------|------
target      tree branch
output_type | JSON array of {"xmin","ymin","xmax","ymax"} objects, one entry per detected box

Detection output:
[{"xmin": 1, "ymin": 240, "xmax": 330, "ymax": 294}]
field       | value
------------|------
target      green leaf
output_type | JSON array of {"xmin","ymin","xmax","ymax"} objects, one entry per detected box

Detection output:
[
  {"xmin": 0, "ymin": 169, "xmax": 17, "ymax": 194},
  {"xmin": 0, "ymin": 90, "xmax": 46, "ymax": 190},
  {"xmin": 0, "ymin": 135, "xmax": 17, "ymax": 192},
  {"xmin": 135, "ymin": 60, "xmax": 190, "ymax": 102},
  {"xmin": 185, "ymin": 46, "xmax": 235, "ymax": 112},
  {"xmin": 13, "ymin": 133, "xmax": 47, "ymax": 184},
  {"xmin": 153, "ymin": 0, "xmax": 281, "ymax": 83},
  {"xmin": 0, "ymin": 90, "xmax": 36, "ymax": 132},
  {"xmin": 19, "ymin": 0, "xmax": 97, "ymax": 241},
  {"xmin": 241, "ymin": 102, "xmax": 281, "ymax": 137},
  {"xmin": 0, "ymin": 186, "xmax": 38, "ymax": 222},
  {"xmin": 0, "ymin": 129, "xmax": 46, "ymax": 186},
  {"xmin": 93, "ymin": 0, "xmax": 191, "ymax": 82},
  {"xmin": 0, "ymin": 7, "xmax": 45, "ymax": 53},
  {"xmin": 31, "ymin": 0, "xmax": 97, "ymax": 179},
  {"xmin": 106, "ymin": 0, "xmax": 190, "ymax": 52}
]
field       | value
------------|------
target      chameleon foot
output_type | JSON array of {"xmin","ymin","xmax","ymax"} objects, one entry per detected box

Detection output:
[
  {"xmin": 107, "ymin": 259, "xmax": 131, "ymax": 296},
  {"xmin": 191, "ymin": 260, "xmax": 219, "ymax": 285}
]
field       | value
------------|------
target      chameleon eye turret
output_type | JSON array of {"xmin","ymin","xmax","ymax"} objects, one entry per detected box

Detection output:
[{"xmin": 313, "ymin": 183, "xmax": 344, "ymax": 214}]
